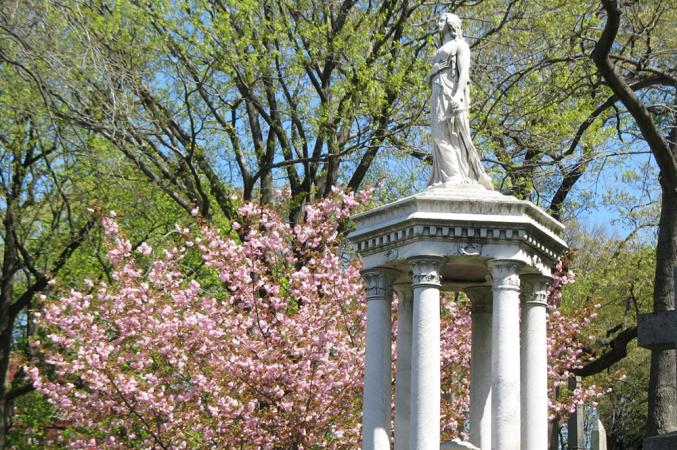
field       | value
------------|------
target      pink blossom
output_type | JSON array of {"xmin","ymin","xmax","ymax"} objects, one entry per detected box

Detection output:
[{"xmin": 31, "ymin": 190, "xmax": 367, "ymax": 449}]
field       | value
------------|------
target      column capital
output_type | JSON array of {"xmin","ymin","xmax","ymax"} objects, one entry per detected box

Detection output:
[
  {"xmin": 362, "ymin": 268, "xmax": 400, "ymax": 300},
  {"xmin": 487, "ymin": 259, "xmax": 523, "ymax": 292},
  {"xmin": 466, "ymin": 285, "xmax": 493, "ymax": 312},
  {"xmin": 392, "ymin": 282, "xmax": 413, "ymax": 302},
  {"xmin": 520, "ymin": 274, "xmax": 553, "ymax": 306},
  {"xmin": 408, "ymin": 257, "xmax": 445, "ymax": 287}
]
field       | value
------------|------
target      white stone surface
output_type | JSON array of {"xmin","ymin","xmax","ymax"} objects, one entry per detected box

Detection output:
[
  {"xmin": 361, "ymin": 269, "xmax": 396, "ymax": 450},
  {"xmin": 349, "ymin": 185, "xmax": 567, "ymax": 450},
  {"xmin": 409, "ymin": 257, "xmax": 444, "ymax": 450},
  {"xmin": 440, "ymin": 438, "xmax": 480, "ymax": 449},
  {"xmin": 348, "ymin": 187, "xmax": 566, "ymax": 277},
  {"xmin": 393, "ymin": 283, "xmax": 413, "ymax": 450},
  {"xmin": 466, "ymin": 286, "xmax": 492, "ymax": 450},
  {"xmin": 489, "ymin": 260, "xmax": 522, "ymax": 450},
  {"xmin": 520, "ymin": 275, "xmax": 551, "ymax": 450},
  {"xmin": 429, "ymin": 13, "xmax": 493, "ymax": 190},
  {"xmin": 592, "ymin": 419, "xmax": 607, "ymax": 450}
]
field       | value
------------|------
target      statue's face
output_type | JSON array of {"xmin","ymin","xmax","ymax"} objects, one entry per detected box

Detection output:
[
  {"xmin": 437, "ymin": 15, "xmax": 459, "ymax": 38},
  {"xmin": 437, "ymin": 16, "xmax": 448, "ymax": 34}
]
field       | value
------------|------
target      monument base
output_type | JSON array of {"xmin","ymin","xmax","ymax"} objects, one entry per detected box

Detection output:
[{"xmin": 441, "ymin": 439, "xmax": 479, "ymax": 449}]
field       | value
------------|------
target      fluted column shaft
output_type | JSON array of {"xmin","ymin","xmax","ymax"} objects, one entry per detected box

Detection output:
[
  {"xmin": 520, "ymin": 274, "xmax": 552, "ymax": 450},
  {"xmin": 362, "ymin": 269, "xmax": 397, "ymax": 450},
  {"xmin": 488, "ymin": 260, "xmax": 522, "ymax": 450},
  {"xmin": 466, "ymin": 286, "xmax": 493, "ymax": 450},
  {"xmin": 409, "ymin": 257, "xmax": 444, "ymax": 450},
  {"xmin": 393, "ymin": 283, "xmax": 413, "ymax": 450}
]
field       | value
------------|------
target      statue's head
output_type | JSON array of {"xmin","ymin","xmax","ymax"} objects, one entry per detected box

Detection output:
[{"xmin": 437, "ymin": 13, "xmax": 463, "ymax": 38}]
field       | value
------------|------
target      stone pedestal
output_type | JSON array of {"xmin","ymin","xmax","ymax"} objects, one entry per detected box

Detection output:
[
  {"xmin": 643, "ymin": 432, "xmax": 677, "ymax": 450},
  {"xmin": 351, "ymin": 187, "xmax": 566, "ymax": 450},
  {"xmin": 592, "ymin": 419, "xmax": 607, "ymax": 450}
]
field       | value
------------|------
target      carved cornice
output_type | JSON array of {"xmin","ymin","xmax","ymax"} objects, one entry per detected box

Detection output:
[
  {"xmin": 409, "ymin": 257, "xmax": 445, "ymax": 287},
  {"xmin": 362, "ymin": 268, "xmax": 399, "ymax": 300},
  {"xmin": 347, "ymin": 190, "xmax": 568, "ymax": 267},
  {"xmin": 350, "ymin": 189, "xmax": 564, "ymax": 238},
  {"xmin": 351, "ymin": 221, "xmax": 562, "ymax": 264},
  {"xmin": 488, "ymin": 260, "xmax": 522, "ymax": 292}
]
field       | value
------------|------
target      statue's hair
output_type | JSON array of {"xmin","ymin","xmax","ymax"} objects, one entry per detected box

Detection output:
[{"xmin": 440, "ymin": 12, "xmax": 463, "ymax": 38}]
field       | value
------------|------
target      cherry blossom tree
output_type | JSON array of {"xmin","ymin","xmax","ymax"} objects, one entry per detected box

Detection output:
[
  {"xmin": 29, "ymin": 190, "xmax": 604, "ymax": 448},
  {"xmin": 30, "ymin": 190, "xmax": 368, "ymax": 449}
]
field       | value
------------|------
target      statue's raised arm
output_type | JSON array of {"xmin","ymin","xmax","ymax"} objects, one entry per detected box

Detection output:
[{"xmin": 428, "ymin": 13, "xmax": 493, "ymax": 190}]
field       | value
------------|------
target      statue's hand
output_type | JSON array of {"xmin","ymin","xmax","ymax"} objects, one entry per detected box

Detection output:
[{"xmin": 447, "ymin": 96, "xmax": 463, "ymax": 115}]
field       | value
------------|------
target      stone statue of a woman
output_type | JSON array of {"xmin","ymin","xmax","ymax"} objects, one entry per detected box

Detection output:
[{"xmin": 428, "ymin": 13, "xmax": 493, "ymax": 190}]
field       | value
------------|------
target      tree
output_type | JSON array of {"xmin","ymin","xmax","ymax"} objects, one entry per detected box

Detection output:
[
  {"xmin": 3, "ymin": 0, "xmax": 674, "ymax": 443},
  {"xmin": 565, "ymin": 227, "xmax": 656, "ymax": 447},
  {"xmin": 29, "ymin": 191, "xmax": 602, "ymax": 447},
  {"xmin": 0, "ymin": 62, "xmax": 97, "ymax": 447},
  {"xmin": 591, "ymin": 0, "xmax": 676, "ymax": 437},
  {"xmin": 1, "ymin": 0, "xmax": 442, "ymax": 222},
  {"xmin": 0, "ymin": 38, "xmax": 192, "ymax": 446},
  {"xmin": 31, "ymin": 191, "xmax": 368, "ymax": 448},
  {"xmin": 1, "ymin": 0, "xmax": 610, "ymax": 220}
]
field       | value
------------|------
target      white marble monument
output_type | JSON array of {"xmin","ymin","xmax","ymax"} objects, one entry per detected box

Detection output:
[{"xmin": 350, "ymin": 12, "xmax": 567, "ymax": 450}]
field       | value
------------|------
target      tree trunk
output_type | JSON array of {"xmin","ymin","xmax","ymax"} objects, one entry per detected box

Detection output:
[
  {"xmin": 592, "ymin": 0, "xmax": 677, "ymax": 436},
  {"xmin": 548, "ymin": 420, "xmax": 560, "ymax": 450},
  {"xmin": 0, "ymin": 335, "xmax": 9, "ymax": 449},
  {"xmin": 647, "ymin": 186, "xmax": 677, "ymax": 435}
]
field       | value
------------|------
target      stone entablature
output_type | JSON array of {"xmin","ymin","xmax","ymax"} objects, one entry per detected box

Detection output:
[{"xmin": 349, "ymin": 187, "xmax": 567, "ymax": 276}]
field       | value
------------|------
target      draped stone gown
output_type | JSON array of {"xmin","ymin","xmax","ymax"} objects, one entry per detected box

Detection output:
[{"xmin": 428, "ymin": 42, "xmax": 493, "ymax": 190}]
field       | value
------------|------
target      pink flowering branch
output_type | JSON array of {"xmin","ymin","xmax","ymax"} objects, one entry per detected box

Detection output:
[
  {"xmin": 30, "ymin": 191, "xmax": 368, "ymax": 449},
  {"xmin": 29, "ymin": 191, "xmax": 602, "ymax": 445}
]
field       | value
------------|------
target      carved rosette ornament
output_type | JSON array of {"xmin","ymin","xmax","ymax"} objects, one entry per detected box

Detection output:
[
  {"xmin": 520, "ymin": 274, "xmax": 553, "ymax": 306},
  {"xmin": 487, "ymin": 260, "xmax": 522, "ymax": 292},
  {"xmin": 409, "ymin": 257, "xmax": 445, "ymax": 287},
  {"xmin": 362, "ymin": 268, "xmax": 399, "ymax": 300}
]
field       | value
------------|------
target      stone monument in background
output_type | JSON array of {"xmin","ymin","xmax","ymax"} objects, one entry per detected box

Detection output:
[
  {"xmin": 349, "ymin": 12, "xmax": 568, "ymax": 450},
  {"xmin": 637, "ymin": 267, "xmax": 677, "ymax": 450}
]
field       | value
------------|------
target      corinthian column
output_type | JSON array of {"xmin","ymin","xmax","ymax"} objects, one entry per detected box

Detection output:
[
  {"xmin": 520, "ymin": 274, "xmax": 552, "ymax": 450},
  {"xmin": 408, "ymin": 257, "xmax": 445, "ymax": 450},
  {"xmin": 393, "ymin": 283, "xmax": 413, "ymax": 450},
  {"xmin": 488, "ymin": 260, "xmax": 522, "ymax": 450},
  {"xmin": 362, "ymin": 268, "xmax": 397, "ymax": 450},
  {"xmin": 465, "ymin": 286, "xmax": 493, "ymax": 450}
]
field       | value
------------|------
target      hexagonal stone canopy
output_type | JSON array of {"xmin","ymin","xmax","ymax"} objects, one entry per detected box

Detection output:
[
  {"xmin": 349, "ymin": 185, "xmax": 568, "ymax": 450},
  {"xmin": 348, "ymin": 185, "xmax": 567, "ymax": 282}
]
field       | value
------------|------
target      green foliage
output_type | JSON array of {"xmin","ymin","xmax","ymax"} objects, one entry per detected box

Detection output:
[
  {"xmin": 6, "ymin": 391, "xmax": 64, "ymax": 449},
  {"xmin": 1, "ymin": 0, "xmax": 674, "ymax": 444},
  {"xmin": 565, "ymin": 226, "xmax": 656, "ymax": 445}
]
